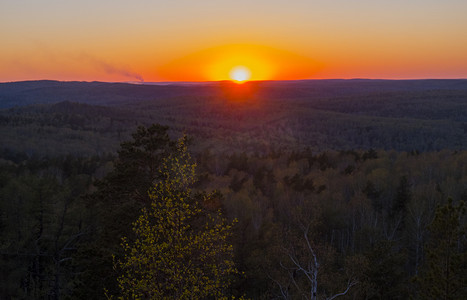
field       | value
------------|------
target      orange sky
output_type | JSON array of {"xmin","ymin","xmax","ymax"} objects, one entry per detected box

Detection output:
[
  {"xmin": 156, "ymin": 44, "xmax": 321, "ymax": 81},
  {"xmin": 1, "ymin": 0, "xmax": 467, "ymax": 82}
]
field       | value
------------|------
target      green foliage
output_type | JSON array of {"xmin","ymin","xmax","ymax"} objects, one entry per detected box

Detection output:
[
  {"xmin": 75, "ymin": 124, "xmax": 176, "ymax": 298},
  {"xmin": 114, "ymin": 138, "xmax": 238, "ymax": 299}
]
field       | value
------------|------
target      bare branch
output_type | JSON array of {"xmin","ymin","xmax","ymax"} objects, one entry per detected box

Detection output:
[
  {"xmin": 303, "ymin": 227, "xmax": 319, "ymax": 271},
  {"xmin": 327, "ymin": 279, "xmax": 358, "ymax": 300},
  {"xmin": 268, "ymin": 273, "xmax": 290, "ymax": 299}
]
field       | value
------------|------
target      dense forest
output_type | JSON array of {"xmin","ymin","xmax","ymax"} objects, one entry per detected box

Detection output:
[
  {"xmin": 1, "ymin": 80, "xmax": 466, "ymax": 155},
  {"xmin": 0, "ymin": 80, "xmax": 466, "ymax": 299}
]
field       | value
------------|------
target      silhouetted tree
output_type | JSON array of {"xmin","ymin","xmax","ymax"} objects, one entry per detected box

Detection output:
[{"xmin": 75, "ymin": 124, "xmax": 176, "ymax": 298}]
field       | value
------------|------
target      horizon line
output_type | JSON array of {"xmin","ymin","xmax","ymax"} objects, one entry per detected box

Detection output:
[{"xmin": 2, "ymin": 77, "xmax": 467, "ymax": 85}]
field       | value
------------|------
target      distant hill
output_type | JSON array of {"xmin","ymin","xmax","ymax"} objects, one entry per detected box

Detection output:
[
  {"xmin": 0, "ymin": 80, "xmax": 217, "ymax": 109},
  {"xmin": 2, "ymin": 79, "xmax": 467, "ymax": 109},
  {"xmin": 0, "ymin": 79, "xmax": 466, "ymax": 156}
]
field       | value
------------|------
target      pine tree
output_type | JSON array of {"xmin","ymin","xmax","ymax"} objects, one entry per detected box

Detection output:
[
  {"xmin": 416, "ymin": 199, "xmax": 467, "ymax": 299},
  {"xmin": 75, "ymin": 124, "xmax": 176, "ymax": 298}
]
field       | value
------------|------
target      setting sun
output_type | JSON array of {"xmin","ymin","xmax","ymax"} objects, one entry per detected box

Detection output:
[
  {"xmin": 229, "ymin": 66, "xmax": 251, "ymax": 83},
  {"xmin": 158, "ymin": 44, "xmax": 317, "ymax": 82},
  {"xmin": 155, "ymin": 44, "xmax": 322, "ymax": 82}
]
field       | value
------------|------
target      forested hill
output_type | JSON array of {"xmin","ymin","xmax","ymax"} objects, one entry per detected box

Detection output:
[
  {"xmin": 0, "ymin": 79, "xmax": 466, "ymax": 156},
  {"xmin": 1, "ymin": 79, "xmax": 467, "ymax": 109},
  {"xmin": 0, "ymin": 80, "xmax": 217, "ymax": 109},
  {"xmin": 1, "ymin": 80, "xmax": 467, "ymax": 299}
]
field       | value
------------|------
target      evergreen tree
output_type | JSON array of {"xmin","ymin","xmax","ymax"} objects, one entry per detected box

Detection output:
[
  {"xmin": 392, "ymin": 176, "xmax": 411, "ymax": 219},
  {"xmin": 74, "ymin": 124, "xmax": 176, "ymax": 298},
  {"xmin": 416, "ymin": 199, "xmax": 467, "ymax": 299},
  {"xmin": 363, "ymin": 240, "xmax": 409, "ymax": 299}
]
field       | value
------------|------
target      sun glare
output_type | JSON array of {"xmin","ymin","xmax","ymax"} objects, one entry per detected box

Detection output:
[
  {"xmin": 159, "ymin": 44, "xmax": 319, "ymax": 81},
  {"xmin": 229, "ymin": 66, "xmax": 251, "ymax": 83}
]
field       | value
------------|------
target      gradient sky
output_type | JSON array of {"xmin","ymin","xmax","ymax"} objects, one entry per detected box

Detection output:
[{"xmin": 1, "ymin": 0, "xmax": 466, "ymax": 82}]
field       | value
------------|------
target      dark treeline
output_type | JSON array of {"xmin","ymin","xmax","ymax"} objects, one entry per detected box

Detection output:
[{"xmin": 1, "ymin": 124, "xmax": 466, "ymax": 299}]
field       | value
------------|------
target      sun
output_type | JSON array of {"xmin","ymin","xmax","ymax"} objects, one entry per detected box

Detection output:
[{"xmin": 229, "ymin": 66, "xmax": 251, "ymax": 83}]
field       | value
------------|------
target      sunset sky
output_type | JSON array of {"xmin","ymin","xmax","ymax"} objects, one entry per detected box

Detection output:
[{"xmin": 1, "ymin": 0, "xmax": 466, "ymax": 82}]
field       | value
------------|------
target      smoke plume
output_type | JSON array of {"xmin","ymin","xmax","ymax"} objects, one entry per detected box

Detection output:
[{"xmin": 79, "ymin": 53, "xmax": 144, "ymax": 82}]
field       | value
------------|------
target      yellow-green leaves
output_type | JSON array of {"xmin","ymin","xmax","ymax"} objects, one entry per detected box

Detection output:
[{"xmin": 114, "ymin": 137, "xmax": 238, "ymax": 299}]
